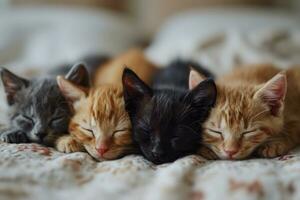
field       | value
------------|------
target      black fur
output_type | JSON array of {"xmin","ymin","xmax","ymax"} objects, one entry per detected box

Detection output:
[{"xmin": 122, "ymin": 62, "xmax": 216, "ymax": 164}]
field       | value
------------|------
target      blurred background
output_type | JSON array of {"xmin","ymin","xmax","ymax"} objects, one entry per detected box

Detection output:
[{"xmin": 0, "ymin": 0, "xmax": 299, "ymax": 75}]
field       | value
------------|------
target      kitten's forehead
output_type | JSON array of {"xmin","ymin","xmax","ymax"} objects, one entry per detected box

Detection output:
[
  {"xmin": 18, "ymin": 78, "xmax": 68, "ymax": 116},
  {"xmin": 149, "ymin": 93, "xmax": 178, "ymax": 127},
  {"xmin": 87, "ymin": 85, "xmax": 130, "ymax": 131},
  {"xmin": 213, "ymin": 85, "xmax": 259, "ymax": 131}
]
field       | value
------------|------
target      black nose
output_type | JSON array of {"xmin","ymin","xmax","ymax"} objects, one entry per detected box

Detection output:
[
  {"xmin": 151, "ymin": 147, "xmax": 164, "ymax": 159},
  {"xmin": 35, "ymin": 132, "xmax": 46, "ymax": 139}
]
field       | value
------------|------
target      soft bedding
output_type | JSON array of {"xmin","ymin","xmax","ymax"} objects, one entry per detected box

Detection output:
[
  {"xmin": 1, "ymin": 143, "xmax": 300, "ymax": 200},
  {"xmin": 1, "ymin": 7, "xmax": 300, "ymax": 200}
]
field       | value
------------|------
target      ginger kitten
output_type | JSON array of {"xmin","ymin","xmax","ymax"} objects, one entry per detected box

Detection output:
[
  {"xmin": 56, "ymin": 79, "xmax": 134, "ymax": 160},
  {"xmin": 55, "ymin": 49, "xmax": 156, "ymax": 160},
  {"xmin": 191, "ymin": 64, "xmax": 300, "ymax": 160}
]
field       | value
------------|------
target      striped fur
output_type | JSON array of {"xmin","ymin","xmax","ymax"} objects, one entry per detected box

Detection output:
[
  {"xmin": 69, "ymin": 84, "xmax": 134, "ymax": 160},
  {"xmin": 199, "ymin": 64, "xmax": 300, "ymax": 160}
]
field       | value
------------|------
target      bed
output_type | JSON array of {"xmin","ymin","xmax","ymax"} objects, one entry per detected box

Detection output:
[{"xmin": 1, "ymin": 7, "xmax": 300, "ymax": 200}]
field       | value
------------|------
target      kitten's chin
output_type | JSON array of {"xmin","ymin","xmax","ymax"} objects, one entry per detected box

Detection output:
[
  {"xmin": 219, "ymin": 152, "xmax": 249, "ymax": 160},
  {"xmin": 90, "ymin": 153, "xmax": 121, "ymax": 161},
  {"xmin": 85, "ymin": 147, "xmax": 122, "ymax": 161}
]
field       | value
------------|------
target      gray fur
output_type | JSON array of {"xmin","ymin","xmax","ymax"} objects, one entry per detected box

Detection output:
[{"xmin": 0, "ymin": 64, "xmax": 89, "ymax": 146}]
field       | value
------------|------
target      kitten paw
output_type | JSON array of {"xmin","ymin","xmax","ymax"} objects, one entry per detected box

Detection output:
[
  {"xmin": 256, "ymin": 142, "xmax": 289, "ymax": 158},
  {"xmin": 56, "ymin": 136, "xmax": 83, "ymax": 153},
  {"xmin": 198, "ymin": 146, "xmax": 219, "ymax": 160},
  {"xmin": 0, "ymin": 130, "xmax": 28, "ymax": 143}
]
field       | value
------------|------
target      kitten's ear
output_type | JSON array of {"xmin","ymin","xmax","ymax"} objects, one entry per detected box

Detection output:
[
  {"xmin": 57, "ymin": 76, "xmax": 86, "ymax": 105},
  {"xmin": 188, "ymin": 78, "xmax": 217, "ymax": 107},
  {"xmin": 0, "ymin": 67, "xmax": 29, "ymax": 105},
  {"xmin": 65, "ymin": 63, "xmax": 90, "ymax": 87},
  {"xmin": 254, "ymin": 71, "xmax": 287, "ymax": 116},
  {"xmin": 189, "ymin": 68, "xmax": 207, "ymax": 90},
  {"xmin": 122, "ymin": 67, "xmax": 153, "ymax": 101}
]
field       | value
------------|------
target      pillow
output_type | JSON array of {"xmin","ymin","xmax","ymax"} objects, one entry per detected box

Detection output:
[
  {"xmin": 146, "ymin": 7, "xmax": 300, "ymax": 75},
  {"xmin": 0, "ymin": 6, "xmax": 139, "ymax": 74}
]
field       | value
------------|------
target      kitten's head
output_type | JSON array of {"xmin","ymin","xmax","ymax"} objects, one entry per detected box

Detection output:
[
  {"xmin": 57, "ymin": 78, "xmax": 133, "ymax": 161},
  {"xmin": 0, "ymin": 64, "xmax": 89, "ymax": 145},
  {"xmin": 122, "ymin": 68, "xmax": 217, "ymax": 164},
  {"xmin": 197, "ymin": 71, "xmax": 287, "ymax": 160}
]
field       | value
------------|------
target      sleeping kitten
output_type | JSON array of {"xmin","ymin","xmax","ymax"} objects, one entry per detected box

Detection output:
[
  {"xmin": 56, "ymin": 78, "xmax": 134, "ymax": 160},
  {"xmin": 0, "ymin": 64, "xmax": 89, "ymax": 146},
  {"xmin": 55, "ymin": 48, "xmax": 157, "ymax": 160},
  {"xmin": 193, "ymin": 64, "xmax": 300, "ymax": 160},
  {"xmin": 122, "ymin": 61, "xmax": 216, "ymax": 164}
]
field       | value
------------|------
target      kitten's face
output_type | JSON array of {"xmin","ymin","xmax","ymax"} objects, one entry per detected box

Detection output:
[
  {"xmin": 57, "ymin": 79, "xmax": 133, "ymax": 161},
  {"xmin": 0, "ymin": 64, "xmax": 90, "ymax": 145},
  {"xmin": 201, "ymin": 73, "xmax": 286, "ymax": 160},
  {"xmin": 122, "ymin": 69, "xmax": 217, "ymax": 164},
  {"xmin": 10, "ymin": 79, "xmax": 71, "ymax": 144}
]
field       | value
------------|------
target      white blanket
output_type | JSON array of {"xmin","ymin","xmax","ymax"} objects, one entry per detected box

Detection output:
[
  {"xmin": 1, "ymin": 7, "xmax": 300, "ymax": 200},
  {"xmin": 1, "ymin": 143, "xmax": 300, "ymax": 200}
]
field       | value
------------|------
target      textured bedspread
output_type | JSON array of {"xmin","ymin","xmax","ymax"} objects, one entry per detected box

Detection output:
[{"xmin": 1, "ymin": 142, "xmax": 300, "ymax": 200}]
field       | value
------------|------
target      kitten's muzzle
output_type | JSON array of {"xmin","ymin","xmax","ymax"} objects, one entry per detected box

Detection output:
[
  {"xmin": 96, "ymin": 146, "xmax": 109, "ymax": 157},
  {"xmin": 224, "ymin": 149, "xmax": 239, "ymax": 159},
  {"xmin": 35, "ymin": 132, "xmax": 47, "ymax": 140},
  {"xmin": 151, "ymin": 146, "xmax": 165, "ymax": 162}
]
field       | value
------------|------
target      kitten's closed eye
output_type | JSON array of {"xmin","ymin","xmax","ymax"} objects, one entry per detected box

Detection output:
[
  {"xmin": 172, "ymin": 126, "xmax": 200, "ymax": 151},
  {"xmin": 206, "ymin": 128, "xmax": 223, "ymax": 137},
  {"xmin": 50, "ymin": 116, "xmax": 66, "ymax": 125},
  {"xmin": 241, "ymin": 129, "xmax": 257, "ymax": 137},
  {"xmin": 113, "ymin": 129, "xmax": 129, "ymax": 137},
  {"xmin": 15, "ymin": 115, "xmax": 34, "ymax": 130},
  {"xmin": 21, "ymin": 115, "xmax": 33, "ymax": 123},
  {"xmin": 80, "ymin": 127, "xmax": 95, "ymax": 137}
]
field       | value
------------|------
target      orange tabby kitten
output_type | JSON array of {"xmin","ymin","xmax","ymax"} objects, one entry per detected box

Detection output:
[
  {"xmin": 55, "ymin": 49, "xmax": 156, "ymax": 160},
  {"xmin": 190, "ymin": 64, "xmax": 300, "ymax": 160},
  {"xmin": 55, "ymin": 80, "xmax": 133, "ymax": 160}
]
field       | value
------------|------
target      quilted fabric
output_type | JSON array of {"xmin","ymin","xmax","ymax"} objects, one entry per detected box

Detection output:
[{"xmin": 0, "ymin": 142, "xmax": 300, "ymax": 200}]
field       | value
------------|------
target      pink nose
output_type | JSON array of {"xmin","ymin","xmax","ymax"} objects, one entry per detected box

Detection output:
[
  {"xmin": 224, "ymin": 149, "xmax": 239, "ymax": 158},
  {"xmin": 96, "ymin": 146, "xmax": 109, "ymax": 157}
]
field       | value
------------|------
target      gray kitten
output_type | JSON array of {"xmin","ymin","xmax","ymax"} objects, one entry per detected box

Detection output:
[{"xmin": 0, "ymin": 64, "xmax": 89, "ymax": 146}]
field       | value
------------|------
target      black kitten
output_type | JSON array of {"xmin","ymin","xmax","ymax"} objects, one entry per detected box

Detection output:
[
  {"xmin": 122, "ymin": 61, "xmax": 217, "ymax": 164},
  {"xmin": 0, "ymin": 63, "xmax": 89, "ymax": 146}
]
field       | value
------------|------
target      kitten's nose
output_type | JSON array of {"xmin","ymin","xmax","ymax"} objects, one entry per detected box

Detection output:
[
  {"xmin": 35, "ymin": 132, "xmax": 46, "ymax": 139},
  {"xmin": 151, "ymin": 146, "xmax": 164, "ymax": 159},
  {"xmin": 96, "ymin": 145, "xmax": 109, "ymax": 157},
  {"xmin": 224, "ymin": 149, "xmax": 239, "ymax": 158}
]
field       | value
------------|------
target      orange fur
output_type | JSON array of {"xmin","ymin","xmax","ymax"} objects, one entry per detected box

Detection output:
[
  {"xmin": 70, "ymin": 84, "xmax": 133, "ymax": 160},
  {"xmin": 199, "ymin": 64, "xmax": 300, "ymax": 160},
  {"xmin": 55, "ymin": 48, "xmax": 156, "ymax": 160},
  {"xmin": 94, "ymin": 48, "xmax": 157, "ymax": 85}
]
